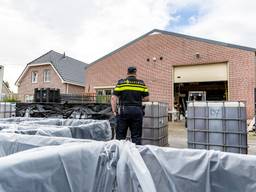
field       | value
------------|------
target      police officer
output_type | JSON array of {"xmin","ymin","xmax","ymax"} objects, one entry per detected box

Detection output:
[{"xmin": 111, "ymin": 66, "xmax": 149, "ymax": 145}]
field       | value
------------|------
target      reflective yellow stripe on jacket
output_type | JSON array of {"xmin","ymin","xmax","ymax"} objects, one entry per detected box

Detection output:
[
  {"xmin": 116, "ymin": 83, "xmax": 147, "ymax": 88},
  {"xmin": 114, "ymin": 83, "xmax": 148, "ymax": 92}
]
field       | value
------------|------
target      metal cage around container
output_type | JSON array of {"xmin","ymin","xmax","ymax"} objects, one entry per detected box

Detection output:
[
  {"xmin": 0, "ymin": 102, "xmax": 16, "ymax": 118},
  {"xmin": 126, "ymin": 102, "xmax": 169, "ymax": 146},
  {"xmin": 187, "ymin": 101, "xmax": 247, "ymax": 154},
  {"xmin": 143, "ymin": 102, "xmax": 169, "ymax": 118}
]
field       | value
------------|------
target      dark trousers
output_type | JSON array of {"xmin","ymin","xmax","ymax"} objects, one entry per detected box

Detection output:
[{"xmin": 116, "ymin": 106, "xmax": 143, "ymax": 145}]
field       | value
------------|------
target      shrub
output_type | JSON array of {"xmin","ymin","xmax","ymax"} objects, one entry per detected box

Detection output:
[{"xmin": 2, "ymin": 97, "xmax": 17, "ymax": 102}]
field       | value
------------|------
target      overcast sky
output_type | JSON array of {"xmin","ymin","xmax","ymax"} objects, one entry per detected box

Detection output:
[{"xmin": 1, "ymin": 0, "xmax": 256, "ymax": 92}]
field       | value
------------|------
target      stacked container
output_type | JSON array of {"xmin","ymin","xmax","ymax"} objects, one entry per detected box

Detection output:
[
  {"xmin": 141, "ymin": 102, "xmax": 169, "ymax": 146},
  {"xmin": 0, "ymin": 102, "xmax": 16, "ymax": 118},
  {"xmin": 187, "ymin": 101, "xmax": 247, "ymax": 154}
]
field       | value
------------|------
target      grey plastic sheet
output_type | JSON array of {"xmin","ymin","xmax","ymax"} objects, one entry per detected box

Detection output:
[
  {"xmin": 0, "ymin": 141, "xmax": 156, "ymax": 192},
  {"xmin": 0, "ymin": 117, "xmax": 43, "ymax": 124},
  {"xmin": 0, "ymin": 117, "xmax": 98, "ymax": 126},
  {"xmin": 0, "ymin": 133, "xmax": 155, "ymax": 191},
  {"xmin": 0, "ymin": 118, "xmax": 112, "ymax": 141},
  {"xmin": 0, "ymin": 133, "xmax": 256, "ymax": 192},
  {"xmin": 117, "ymin": 142, "xmax": 156, "ymax": 192},
  {"xmin": 1, "ymin": 126, "xmax": 73, "ymax": 138},
  {"xmin": 0, "ymin": 133, "xmax": 91, "ymax": 157},
  {"xmin": 20, "ymin": 118, "xmax": 97, "ymax": 126},
  {"xmin": 0, "ymin": 142, "xmax": 115, "ymax": 192},
  {"xmin": 139, "ymin": 145, "xmax": 256, "ymax": 192}
]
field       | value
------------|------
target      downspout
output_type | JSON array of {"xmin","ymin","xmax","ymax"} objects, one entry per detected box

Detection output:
[
  {"xmin": 254, "ymin": 52, "xmax": 256, "ymax": 117},
  {"xmin": 66, "ymin": 83, "xmax": 69, "ymax": 94}
]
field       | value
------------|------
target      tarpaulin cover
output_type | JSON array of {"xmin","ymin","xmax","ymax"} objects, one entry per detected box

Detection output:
[
  {"xmin": 0, "ymin": 142, "xmax": 116, "ymax": 192},
  {"xmin": 0, "ymin": 135, "xmax": 256, "ymax": 191},
  {"xmin": 0, "ymin": 118, "xmax": 112, "ymax": 141},
  {"xmin": 0, "ymin": 117, "xmax": 102, "ymax": 126},
  {"xmin": 139, "ymin": 145, "xmax": 256, "ymax": 192},
  {"xmin": 0, "ymin": 133, "xmax": 90, "ymax": 157},
  {"xmin": 0, "ymin": 141, "xmax": 155, "ymax": 192}
]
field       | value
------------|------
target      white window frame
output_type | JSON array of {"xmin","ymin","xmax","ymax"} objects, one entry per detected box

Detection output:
[
  {"xmin": 96, "ymin": 90, "xmax": 104, "ymax": 96},
  {"xmin": 96, "ymin": 89, "xmax": 113, "ymax": 96},
  {"xmin": 25, "ymin": 95, "xmax": 33, "ymax": 103},
  {"xmin": 104, "ymin": 89, "xmax": 113, "ymax": 96},
  {"xmin": 31, "ymin": 71, "xmax": 38, "ymax": 83},
  {"xmin": 43, "ymin": 69, "xmax": 51, "ymax": 82}
]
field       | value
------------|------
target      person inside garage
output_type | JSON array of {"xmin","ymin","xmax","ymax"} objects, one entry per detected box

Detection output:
[{"xmin": 111, "ymin": 66, "xmax": 149, "ymax": 145}]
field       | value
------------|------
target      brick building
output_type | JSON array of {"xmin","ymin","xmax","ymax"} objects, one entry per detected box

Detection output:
[
  {"xmin": 85, "ymin": 29, "xmax": 256, "ymax": 119},
  {"xmin": 16, "ymin": 50, "xmax": 87, "ymax": 102}
]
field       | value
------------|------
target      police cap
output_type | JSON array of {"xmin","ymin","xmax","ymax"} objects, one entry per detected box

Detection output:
[{"xmin": 128, "ymin": 66, "xmax": 137, "ymax": 74}]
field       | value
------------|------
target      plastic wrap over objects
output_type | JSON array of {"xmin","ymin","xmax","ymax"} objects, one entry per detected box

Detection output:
[{"xmin": 0, "ymin": 118, "xmax": 112, "ymax": 141}]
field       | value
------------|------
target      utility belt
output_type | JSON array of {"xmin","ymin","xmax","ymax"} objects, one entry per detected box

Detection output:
[{"xmin": 117, "ymin": 105, "xmax": 145, "ymax": 115}]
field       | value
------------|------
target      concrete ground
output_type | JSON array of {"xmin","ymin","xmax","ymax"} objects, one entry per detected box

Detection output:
[{"xmin": 168, "ymin": 121, "xmax": 256, "ymax": 155}]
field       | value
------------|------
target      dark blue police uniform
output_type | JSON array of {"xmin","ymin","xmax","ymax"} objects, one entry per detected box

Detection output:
[{"xmin": 113, "ymin": 75, "xmax": 149, "ymax": 145}]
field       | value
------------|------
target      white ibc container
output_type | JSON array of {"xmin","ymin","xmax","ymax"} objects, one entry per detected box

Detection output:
[
  {"xmin": 187, "ymin": 101, "xmax": 247, "ymax": 154},
  {"xmin": 143, "ymin": 102, "xmax": 168, "ymax": 117},
  {"xmin": 126, "ymin": 102, "xmax": 169, "ymax": 146},
  {"xmin": 0, "ymin": 103, "xmax": 16, "ymax": 118},
  {"xmin": 143, "ymin": 116, "xmax": 168, "ymax": 128}
]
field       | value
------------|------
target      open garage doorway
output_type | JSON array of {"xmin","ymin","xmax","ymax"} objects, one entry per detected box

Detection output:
[
  {"xmin": 174, "ymin": 81, "xmax": 228, "ymax": 116},
  {"xmin": 173, "ymin": 63, "xmax": 228, "ymax": 117}
]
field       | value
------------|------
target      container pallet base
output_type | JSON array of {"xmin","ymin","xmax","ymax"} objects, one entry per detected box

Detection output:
[
  {"xmin": 142, "ymin": 125, "xmax": 168, "ymax": 139},
  {"xmin": 141, "ymin": 136, "xmax": 168, "ymax": 146},
  {"xmin": 187, "ymin": 141, "xmax": 248, "ymax": 154}
]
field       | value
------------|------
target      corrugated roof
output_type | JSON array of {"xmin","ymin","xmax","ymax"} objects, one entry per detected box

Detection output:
[
  {"xmin": 29, "ymin": 50, "xmax": 88, "ymax": 85},
  {"xmin": 89, "ymin": 29, "xmax": 256, "ymax": 66}
]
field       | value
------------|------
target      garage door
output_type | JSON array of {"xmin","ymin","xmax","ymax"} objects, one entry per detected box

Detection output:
[{"xmin": 174, "ymin": 63, "xmax": 228, "ymax": 83}]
